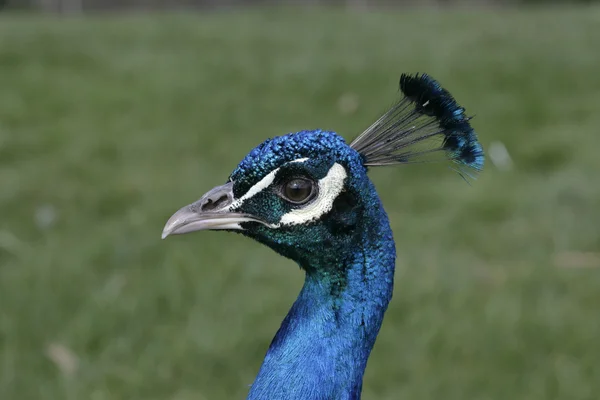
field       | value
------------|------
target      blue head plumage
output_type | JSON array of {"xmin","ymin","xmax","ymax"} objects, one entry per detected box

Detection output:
[
  {"xmin": 226, "ymin": 130, "xmax": 372, "ymax": 272},
  {"xmin": 161, "ymin": 73, "xmax": 484, "ymax": 400}
]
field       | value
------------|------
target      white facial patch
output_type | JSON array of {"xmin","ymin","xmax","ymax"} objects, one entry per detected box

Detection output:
[
  {"xmin": 228, "ymin": 158, "xmax": 347, "ymax": 228},
  {"xmin": 279, "ymin": 162, "xmax": 347, "ymax": 226}
]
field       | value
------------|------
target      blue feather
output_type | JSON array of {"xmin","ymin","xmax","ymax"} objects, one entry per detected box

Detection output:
[{"xmin": 350, "ymin": 73, "xmax": 484, "ymax": 178}]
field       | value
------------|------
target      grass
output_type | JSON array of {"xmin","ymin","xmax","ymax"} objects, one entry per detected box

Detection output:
[{"xmin": 1, "ymin": 6, "xmax": 599, "ymax": 400}]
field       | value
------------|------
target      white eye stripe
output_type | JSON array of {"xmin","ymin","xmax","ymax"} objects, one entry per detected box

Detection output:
[
  {"xmin": 229, "ymin": 157, "xmax": 308, "ymax": 210},
  {"xmin": 279, "ymin": 163, "xmax": 347, "ymax": 226},
  {"xmin": 289, "ymin": 157, "xmax": 309, "ymax": 163},
  {"xmin": 229, "ymin": 167, "xmax": 280, "ymax": 210}
]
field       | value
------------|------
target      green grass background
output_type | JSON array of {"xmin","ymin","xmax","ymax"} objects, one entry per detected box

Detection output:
[{"xmin": 1, "ymin": 6, "xmax": 599, "ymax": 400}]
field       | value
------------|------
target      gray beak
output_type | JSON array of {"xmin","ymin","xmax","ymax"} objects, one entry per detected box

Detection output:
[{"xmin": 161, "ymin": 181, "xmax": 262, "ymax": 239}]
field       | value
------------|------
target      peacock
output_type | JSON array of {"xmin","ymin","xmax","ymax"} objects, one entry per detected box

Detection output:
[{"xmin": 161, "ymin": 73, "xmax": 484, "ymax": 400}]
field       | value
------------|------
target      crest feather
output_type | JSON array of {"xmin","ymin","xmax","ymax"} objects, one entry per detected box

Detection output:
[{"xmin": 350, "ymin": 73, "xmax": 484, "ymax": 179}]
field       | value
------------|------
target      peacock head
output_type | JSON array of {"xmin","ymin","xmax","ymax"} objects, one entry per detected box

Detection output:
[
  {"xmin": 161, "ymin": 74, "xmax": 484, "ymax": 268},
  {"xmin": 162, "ymin": 129, "xmax": 370, "ymax": 268}
]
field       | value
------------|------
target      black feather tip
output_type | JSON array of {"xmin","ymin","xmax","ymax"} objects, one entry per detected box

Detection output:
[{"xmin": 350, "ymin": 73, "xmax": 484, "ymax": 179}]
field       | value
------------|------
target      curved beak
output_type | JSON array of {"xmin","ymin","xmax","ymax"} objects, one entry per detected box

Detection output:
[{"xmin": 161, "ymin": 181, "xmax": 262, "ymax": 239}]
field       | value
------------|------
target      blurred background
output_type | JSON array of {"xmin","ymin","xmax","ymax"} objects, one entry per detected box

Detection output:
[{"xmin": 1, "ymin": 1, "xmax": 599, "ymax": 399}]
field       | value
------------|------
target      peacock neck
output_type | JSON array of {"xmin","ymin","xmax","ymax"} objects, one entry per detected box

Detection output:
[{"xmin": 247, "ymin": 191, "xmax": 396, "ymax": 400}]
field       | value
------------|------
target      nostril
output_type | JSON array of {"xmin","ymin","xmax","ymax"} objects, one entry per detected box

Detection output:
[
  {"xmin": 212, "ymin": 194, "xmax": 230, "ymax": 209},
  {"xmin": 200, "ymin": 194, "xmax": 229, "ymax": 212}
]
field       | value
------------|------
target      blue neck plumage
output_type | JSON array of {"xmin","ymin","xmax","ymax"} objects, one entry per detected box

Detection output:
[{"xmin": 248, "ymin": 186, "xmax": 396, "ymax": 400}]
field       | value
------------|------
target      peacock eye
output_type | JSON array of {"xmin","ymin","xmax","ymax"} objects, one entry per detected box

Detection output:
[{"xmin": 281, "ymin": 178, "xmax": 315, "ymax": 204}]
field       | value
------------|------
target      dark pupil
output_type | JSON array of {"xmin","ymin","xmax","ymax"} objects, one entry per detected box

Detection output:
[{"xmin": 285, "ymin": 179, "xmax": 312, "ymax": 202}]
